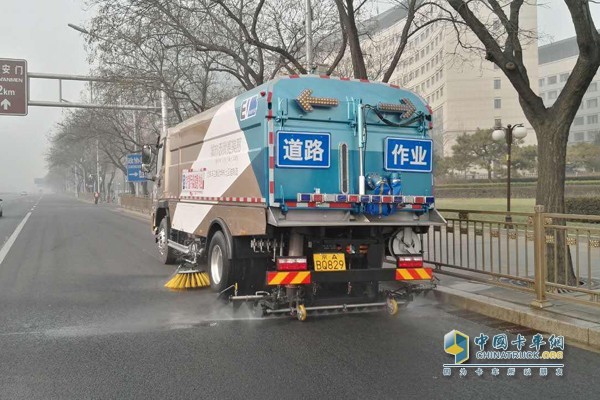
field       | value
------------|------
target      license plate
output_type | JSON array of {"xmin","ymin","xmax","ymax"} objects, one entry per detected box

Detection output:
[{"xmin": 313, "ymin": 253, "xmax": 346, "ymax": 271}]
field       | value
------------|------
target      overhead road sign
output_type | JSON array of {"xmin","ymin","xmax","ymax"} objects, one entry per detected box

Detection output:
[{"xmin": 0, "ymin": 58, "xmax": 27, "ymax": 116}]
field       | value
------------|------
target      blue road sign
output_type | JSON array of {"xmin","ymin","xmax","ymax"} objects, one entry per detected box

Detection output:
[
  {"xmin": 384, "ymin": 137, "xmax": 433, "ymax": 173},
  {"xmin": 127, "ymin": 153, "xmax": 146, "ymax": 182},
  {"xmin": 276, "ymin": 131, "xmax": 330, "ymax": 169},
  {"xmin": 127, "ymin": 167, "xmax": 146, "ymax": 182},
  {"xmin": 127, "ymin": 153, "xmax": 142, "ymax": 166}
]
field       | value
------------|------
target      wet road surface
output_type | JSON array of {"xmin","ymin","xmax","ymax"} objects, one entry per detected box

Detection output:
[{"xmin": 0, "ymin": 194, "xmax": 599, "ymax": 399}]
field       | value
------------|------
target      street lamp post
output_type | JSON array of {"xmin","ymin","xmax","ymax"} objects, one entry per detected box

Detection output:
[{"xmin": 492, "ymin": 124, "xmax": 528, "ymax": 223}]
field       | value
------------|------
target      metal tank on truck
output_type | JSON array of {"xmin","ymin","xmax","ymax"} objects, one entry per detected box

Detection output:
[{"xmin": 143, "ymin": 74, "xmax": 445, "ymax": 321}]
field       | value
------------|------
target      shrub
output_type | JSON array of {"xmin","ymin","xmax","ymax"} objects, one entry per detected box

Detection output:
[{"xmin": 565, "ymin": 197, "xmax": 600, "ymax": 216}]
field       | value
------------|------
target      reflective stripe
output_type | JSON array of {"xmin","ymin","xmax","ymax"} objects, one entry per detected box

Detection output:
[
  {"xmin": 395, "ymin": 268, "xmax": 433, "ymax": 280},
  {"xmin": 267, "ymin": 271, "xmax": 311, "ymax": 285},
  {"xmin": 293, "ymin": 271, "xmax": 311, "ymax": 284},
  {"xmin": 416, "ymin": 268, "xmax": 431, "ymax": 279},
  {"xmin": 270, "ymin": 272, "xmax": 288, "ymax": 285}
]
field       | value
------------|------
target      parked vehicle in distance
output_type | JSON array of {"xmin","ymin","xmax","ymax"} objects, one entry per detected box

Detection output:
[{"xmin": 20, "ymin": 191, "xmax": 28, "ymax": 196}]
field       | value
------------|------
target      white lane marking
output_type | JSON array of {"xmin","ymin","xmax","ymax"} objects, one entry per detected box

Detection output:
[{"xmin": 0, "ymin": 211, "xmax": 32, "ymax": 266}]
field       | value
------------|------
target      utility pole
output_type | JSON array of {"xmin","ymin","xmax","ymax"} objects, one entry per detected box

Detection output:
[
  {"xmin": 152, "ymin": 88, "xmax": 169, "ymax": 202},
  {"xmin": 161, "ymin": 89, "xmax": 168, "ymax": 141},
  {"xmin": 96, "ymin": 139, "xmax": 100, "ymax": 198},
  {"xmin": 305, "ymin": 0, "xmax": 313, "ymax": 73},
  {"xmin": 133, "ymin": 111, "xmax": 138, "ymax": 197}
]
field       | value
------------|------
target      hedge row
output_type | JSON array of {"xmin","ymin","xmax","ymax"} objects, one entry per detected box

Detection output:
[
  {"xmin": 565, "ymin": 197, "xmax": 600, "ymax": 216},
  {"xmin": 436, "ymin": 185, "xmax": 600, "ymax": 199},
  {"xmin": 437, "ymin": 180, "xmax": 600, "ymax": 189},
  {"xmin": 441, "ymin": 174, "xmax": 600, "ymax": 185}
]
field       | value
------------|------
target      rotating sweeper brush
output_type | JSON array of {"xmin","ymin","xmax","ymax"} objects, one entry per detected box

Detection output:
[
  {"xmin": 164, "ymin": 264, "xmax": 210, "ymax": 290},
  {"xmin": 163, "ymin": 240, "xmax": 211, "ymax": 290}
]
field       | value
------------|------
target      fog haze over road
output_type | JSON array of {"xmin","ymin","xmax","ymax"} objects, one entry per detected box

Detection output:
[{"xmin": 0, "ymin": 0, "xmax": 89, "ymax": 192}]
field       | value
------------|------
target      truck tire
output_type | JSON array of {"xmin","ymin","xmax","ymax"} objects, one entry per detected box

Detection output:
[
  {"xmin": 208, "ymin": 231, "xmax": 232, "ymax": 292},
  {"xmin": 157, "ymin": 218, "xmax": 177, "ymax": 265}
]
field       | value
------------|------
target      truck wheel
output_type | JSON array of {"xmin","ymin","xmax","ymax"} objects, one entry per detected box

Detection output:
[
  {"xmin": 208, "ymin": 231, "xmax": 232, "ymax": 292},
  {"xmin": 389, "ymin": 227, "xmax": 422, "ymax": 256},
  {"xmin": 157, "ymin": 218, "xmax": 177, "ymax": 264}
]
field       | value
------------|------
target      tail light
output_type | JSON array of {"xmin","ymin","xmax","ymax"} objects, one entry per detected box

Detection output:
[
  {"xmin": 276, "ymin": 257, "xmax": 308, "ymax": 271},
  {"xmin": 397, "ymin": 255, "xmax": 423, "ymax": 268}
]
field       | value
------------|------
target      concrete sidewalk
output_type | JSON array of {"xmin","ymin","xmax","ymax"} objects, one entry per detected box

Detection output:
[
  {"xmin": 109, "ymin": 202, "xmax": 150, "ymax": 221},
  {"xmin": 434, "ymin": 273, "xmax": 600, "ymax": 349}
]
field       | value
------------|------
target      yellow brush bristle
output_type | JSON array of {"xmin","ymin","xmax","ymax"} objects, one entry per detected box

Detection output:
[
  {"xmin": 199, "ymin": 273, "xmax": 210, "ymax": 286},
  {"xmin": 164, "ymin": 271, "xmax": 211, "ymax": 290}
]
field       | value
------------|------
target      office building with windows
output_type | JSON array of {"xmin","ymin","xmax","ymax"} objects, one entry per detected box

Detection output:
[
  {"xmin": 362, "ymin": 5, "xmax": 539, "ymax": 155},
  {"xmin": 538, "ymin": 37, "xmax": 600, "ymax": 144}
]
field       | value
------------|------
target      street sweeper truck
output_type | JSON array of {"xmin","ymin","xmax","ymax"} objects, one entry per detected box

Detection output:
[{"xmin": 143, "ymin": 74, "xmax": 445, "ymax": 320}]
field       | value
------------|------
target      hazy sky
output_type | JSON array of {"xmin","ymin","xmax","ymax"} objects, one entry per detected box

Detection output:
[{"xmin": 0, "ymin": 0, "xmax": 599, "ymax": 192}]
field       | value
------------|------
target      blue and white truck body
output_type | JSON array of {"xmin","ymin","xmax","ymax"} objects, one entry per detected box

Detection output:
[{"xmin": 151, "ymin": 75, "xmax": 444, "ymax": 319}]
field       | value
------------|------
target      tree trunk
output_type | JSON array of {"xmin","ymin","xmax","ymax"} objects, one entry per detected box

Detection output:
[
  {"xmin": 487, "ymin": 161, "xmax": 492, "ymax": 181},
  {"xmin": 534, "ymin": 121, "xmax": 577, "ymax": 286},
  {"xmin": 107, "ymin": 170, "xmax": 116, "ymax": 203},
  {"xmin": 336, "ymin": 0, "xmax": 368, "ymax": 79}
]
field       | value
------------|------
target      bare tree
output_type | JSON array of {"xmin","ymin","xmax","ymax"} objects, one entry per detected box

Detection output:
[
  {"xmin": 444, "ymin": 0, "xmax": 599, "ymax": 284},
  {"xmin": 334, "ymin": 0, "xmax": 458, "ymax": 80},
  {"xmin": 88, "ymin": 0, "xmax": 342, "ymax": 90}
]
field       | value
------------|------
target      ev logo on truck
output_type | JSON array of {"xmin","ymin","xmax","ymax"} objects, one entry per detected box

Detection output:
[
  {"xmin": 240, "ymin": 94, "xmax": 258, "ymax": 121},
  {"xmin": 385, "ymin": 137, "xmax": 432, "ymax": 172}
]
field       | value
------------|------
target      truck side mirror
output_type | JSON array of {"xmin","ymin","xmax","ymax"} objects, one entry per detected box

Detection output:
[{"xmin": 141, "ymin": 145, "xmax": 153, "ymax": 173}]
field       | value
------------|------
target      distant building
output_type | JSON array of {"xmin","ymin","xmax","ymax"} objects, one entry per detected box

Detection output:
[
  {"xmin": 539, "ymin": 36, "xmax": 599, "ymax": 144},
  {"xmin": 360, "ymin": 4, "xmax": 539, "ymax": 155}
]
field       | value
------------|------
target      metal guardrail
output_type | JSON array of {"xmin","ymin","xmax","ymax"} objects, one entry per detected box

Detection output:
[{"xmin": 423, "ymin": 206, "xmax": 600, "ymax": 308}]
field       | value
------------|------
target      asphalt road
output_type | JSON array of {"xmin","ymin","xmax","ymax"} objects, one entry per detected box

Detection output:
[
  {"xmin": 0, "ymin": 192, "xmax": 39, "ymax": 248},
  {"xmin": 0, "ymin": 194, "xmax": 599, "ymax": 399}
]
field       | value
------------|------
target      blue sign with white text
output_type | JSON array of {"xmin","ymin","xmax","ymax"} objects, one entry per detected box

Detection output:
[
  {"xmin": 276, "ymin": 131, "xmax": 330, "ymax": 169},
  {"xmin": 127, "ymin": 154, "xmax": 142, "ymax": 166},
  {"xmin": 127, "ymin": 167, "xmax": 147, "ymax": 182},
  {"xmin": 384, "ymin": 137, "xmax": 433, "ymax": 173},
  {"xmin": 127, "ymin": 153, "xmax": 146, "ymax": 182}
]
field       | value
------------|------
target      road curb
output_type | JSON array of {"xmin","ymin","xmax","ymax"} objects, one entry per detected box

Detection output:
[
  {"xmin": 434, "ymin": 286, "xmax": 600, "ymax": 349},
  {"xmin": 112, "ymin": 206, "xmax": 150, "ymax": 222}
]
